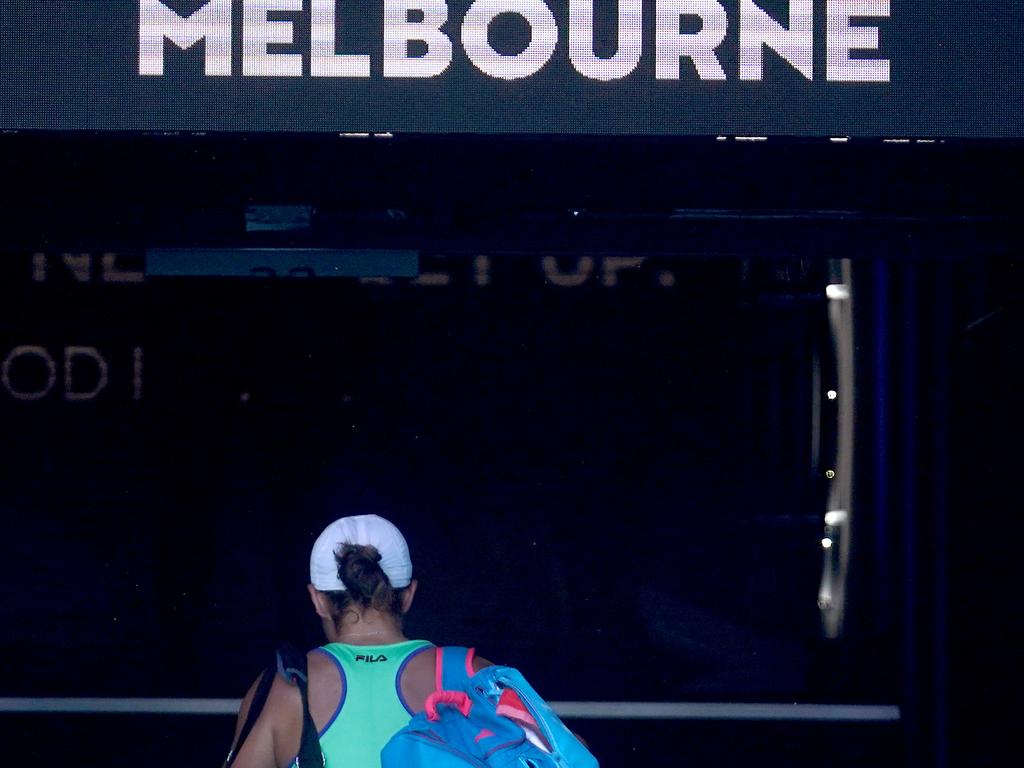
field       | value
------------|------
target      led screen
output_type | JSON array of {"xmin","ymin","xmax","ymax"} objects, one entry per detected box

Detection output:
[{"xmin": 1, "ymin": 1, "xmax": 1021, "ymax": 136}]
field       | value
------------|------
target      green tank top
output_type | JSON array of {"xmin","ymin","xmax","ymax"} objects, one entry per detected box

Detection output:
[{"xmin": 300, "ymin": 639, "xmax": 433, "ymax": 768}]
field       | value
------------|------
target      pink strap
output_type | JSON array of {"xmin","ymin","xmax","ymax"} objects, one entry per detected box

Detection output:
[
  {"xmin": 434, "ymin": 646, "xmax": 477, "ymax": 693},
  {"xmin": 425, "ymin": 690, "xmax": 473, "ymax": 722}
]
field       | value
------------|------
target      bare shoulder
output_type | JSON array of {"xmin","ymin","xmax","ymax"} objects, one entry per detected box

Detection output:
[
  {"xmin": 471, "ymin": 652, "xmax": 494, "ymax": 673},
  {"xmin": 401, "ymin": 646, "xmax": 494, "ymax": 684},
  {"xmin": 398, "ymin": 645, "xmax": 496, "ymax": 714},
  {"xmin": 400, "ymin": 644, "xmax": 437, "ymax": 706},
  {"xmin": 306, "ymin": 647, "xmax": 345, "ymax": 728},
  {"xmin": 266, "ymin": 669, "xmax": 302, "ymax": 708},
  {"xmin": 403, "ymin": 646, "xmax": 493, "ymax": 677},
  {"xmin": 228, "ymin": 671, "xmax": 299, "ymax": 768},
  {"xmin": 228, "ymin": 650, "xmax": 340, "ymax": 768},
  {"xmin": 307, "ymin": 647, "xmax": 336, "ymax": 678}
]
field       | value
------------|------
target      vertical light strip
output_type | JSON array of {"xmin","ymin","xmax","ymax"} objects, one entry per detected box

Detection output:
[{"xmin": 820, "ymin": 259, "xmax": 855, "ymax": 639}]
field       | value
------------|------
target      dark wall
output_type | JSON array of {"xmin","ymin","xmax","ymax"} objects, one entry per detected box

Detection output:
[
  {"xmin": 0, "ymin": 253, "xmax": 838, "ymax": 704},
  {"xmin": 2, "ymin": 134, "xmax": 1020, "ymax": 767}
]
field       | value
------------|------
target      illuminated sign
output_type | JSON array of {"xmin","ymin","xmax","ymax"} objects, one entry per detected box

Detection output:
[
  {"xmin": 137, "ymin": 0, "xmax": 888, "ymax": 83},
  {"xmin": 1, "ymin": 1, "xmax": 1020, "ymax": 136}
]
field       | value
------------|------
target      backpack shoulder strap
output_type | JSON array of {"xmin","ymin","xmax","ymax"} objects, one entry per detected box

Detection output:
[
  {"xmin": 434, "ymin": 646, "xmax": 477, "ymax": 692},
  {"xmin": 225, "ymin": 664, "xmax": 275, "ymax": 766},
  {"xmin": 277, "ymin": 644, "xmax": 325, "ymax": 768}
]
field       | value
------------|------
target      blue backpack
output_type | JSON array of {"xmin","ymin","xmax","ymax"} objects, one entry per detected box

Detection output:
[{"xmin": 382, "ymin": 647, "xmax": 599, "ymax": 768}]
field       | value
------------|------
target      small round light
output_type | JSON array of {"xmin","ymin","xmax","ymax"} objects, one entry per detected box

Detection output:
[
  {"xmin": 827, "ymin": 390, "xmax": 837, "ymax": 400},
  {"xmin": 825, "ymin": 469, "xmax": 836, "ymax": 479},
  {"xmin": 821, "ymin": 537, "xmax": 833, "ymax": 549}
]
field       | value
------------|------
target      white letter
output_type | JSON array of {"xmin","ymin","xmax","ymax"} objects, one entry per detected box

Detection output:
[
  {"xmin": 102, "ymin": 253, "xmax": 145, "ymax": 283},
  {"xmin": 311, "ymin": 0, "xmax": 371, "ymax": 77},
  {"xmin": 2, "ymin": 346, "xmax": 56, "ymax": 401},
  {"xmin": 462, "ymin": 0, "xmax": 558, "ymax": 80},
  {"xmin": 656, "ymin": 0, "xmax": 728, "ymax": 80},
  {"xmin": 61, "ymin": 253, "xmax": 92, "ymax": 282},
  {"xmin": 243, "ymin": 0, "xmax": 303, "ymax": 77},
  {"xmin": 139, "ymin": 0, "xmax": 233, "ymax": 76},
  {"xmin": 32, "ymin": 253, "xmax": 46, "ymax": 282},
  {"xmin": 64, "ymin": 347, "xmax": 109, "ymax": 402},
  {"xmin": 384, "ymin": 0, "xmax": 453, "ymax": 77},
  {"xmin": 569, "ymin": 0, "xmax": 642, "ymax": 81},
  {"xmin": 134, "ymin": 348, "xmax": 145, "ymax": 401},
  {"xmin": 474, "ymin": 255, "xmax": 491, "ymax": 286},
  {"xmin": 412, "ymin": 267, "xmax": 451, "ymax": 286},
  {"xmin": 542, "ymin": 256, "xmax": 594, "ymax": 287},
  {"xmin": 740, "ymin": 0, "xmax": 813, "ymax": 80},
  {"xmin": 601, "ymin": 256, "xmax": 645, "ymax": 286},
  {"xmin": 827, "ymin": 0, "xmax": 889, "ymax": 82}
]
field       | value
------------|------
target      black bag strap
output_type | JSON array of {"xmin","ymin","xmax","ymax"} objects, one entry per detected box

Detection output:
[
  {"xmin": 277, "ymin": 644, "xmax": 325, "ymax": 768},
  {"xmin": 225, "ymin": 645, "xmax": 325, "ymax": 768},
  {"xmin": 225, "ymin": 664, "xmax": 275, "ymax": 767}
]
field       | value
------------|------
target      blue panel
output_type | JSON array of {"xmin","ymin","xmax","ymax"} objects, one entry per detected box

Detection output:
[
  {"xmin": 245, "ymin": 206, "xmax": 312, "ymax": 233},
  {"xmin": 146, "ymin": 249, "xmax": 419, "ymax": 278}
]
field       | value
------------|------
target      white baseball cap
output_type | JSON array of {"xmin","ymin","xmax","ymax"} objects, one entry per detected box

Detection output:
[{"xmin": 309, "ymin": 514, "xmax": 413, "ymax": 591}]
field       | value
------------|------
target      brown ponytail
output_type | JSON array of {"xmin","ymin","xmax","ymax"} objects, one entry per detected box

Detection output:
[{"xmin": 324, "ymin": 544, "xmax": 404, "ymax": 621}]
